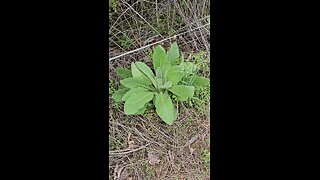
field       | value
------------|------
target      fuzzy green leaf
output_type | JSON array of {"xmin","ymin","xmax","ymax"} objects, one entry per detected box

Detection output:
[
  {"xmin": 156, "ymin": 67, "xmax": 162, "ymax": 78},
  {"xmin": 169, "ymin": 85, "xmax": 195, "ymax": 101},
  {"xmin": 124, "ymin": 92, "xmax": 154, "ymax": 115},
  {"xmin": 166, "ymin": 65, "xmax": 183, "ymax": 85},
  {"xmin": 131, "ymin": 62, "xmax": 151, "ymax": 84},
  {"xmin": 152, "ymin": 45, "xmax": 168, "ymax": 70},
  {"xmin": 122, "ymin": 87, "xmax": 149, "ymax": 101},
  {"xmin": 181, "ymin": 62, "xmax": 198, "ymax": 76},
  {"xmin": 159, "ymin": 81, "xmax": 172, "ymax": 89},
  {"xmin": 155, "ymin": 92, "xmax": 176, "ymax": 125},
  {"xmin": 112, "ymin": 88, "xmax": 129, "ymax": 102},
  {"xmin": 167, "ymin": 42, "xmax": 179, "ymax": 65},
  {"xmin": 135, "ymin": 62, "xmax": 157, "ymax": 87},
  {"xmin": 173, "ymin": 107, "xmax": 178, "ymax": 120},
  {"xmin": 135, "ymin": 62, "xmax": 155, "ymax": 78},
  {"xmin": 162, "ymin": 64, "xmax": 171, "ymax": 78},
  {"xmin": 133, "ymin": 103, "xmax": 148, "ymax": 115},
  {"xmin": 183, "ymin": 76, "xmax": 194, "ymax": 86},
  {"xmin": 116, "ymin": 68, "xmax": 132, "ymax": 79},
  {"xmin": 120, "ymin": 77, "xmax": 151, "ymax": 89},
  {"xmin": 155, "ymin": 77, "xmax": 163, "ymax": 88},
  {"xmin": 192, "ymin": 75, "xmax": 210, "ymax": 90}
]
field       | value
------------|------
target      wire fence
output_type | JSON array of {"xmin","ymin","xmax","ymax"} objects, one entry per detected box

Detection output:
[{"xmin": 109, "ymin": 22, "xmax": 210, "ymax": 61}]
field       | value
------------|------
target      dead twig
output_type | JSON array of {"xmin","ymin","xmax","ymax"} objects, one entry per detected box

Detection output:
[{"xmin": 109, "ymin": 143, "xmax": 151, "ymax": 156}]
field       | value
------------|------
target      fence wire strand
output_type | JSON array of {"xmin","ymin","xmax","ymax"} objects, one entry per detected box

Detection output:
[{"xmin": 109, "ymin": 23, "xmax": 210, "ymax": 61}]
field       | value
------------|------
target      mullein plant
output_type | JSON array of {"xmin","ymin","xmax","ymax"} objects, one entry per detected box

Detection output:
[{"xmin": 112, "ymin": 42, "xmax": 209, "ymax": 125}]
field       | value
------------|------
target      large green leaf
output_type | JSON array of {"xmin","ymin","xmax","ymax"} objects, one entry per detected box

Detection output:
[
  {"xmin": 167, "ymin": 42, "xmax": 179, "ymax": 65},
  {"xmin": 133, "ymin": 103, "xmax": 148, "ymax": 115},
  {"xmin": 120, "ymin": 77, "xmax": 152, "ymax": 90},
  {"xmin": 124, "ymin": 92, "xmax": 154, "ymax": 115},
  {"xmin": 154, "ymin": 92, "xmax": 176, "ymax": 125},
  {"xmin": 131, "ymin": 62, "xmax": 151, "ymax": 84},
  {"xmin": 166, "ymin": 65, "xmax": 183, "ymax": 85},
  {"xmin": 135, "ymin": 62, "xmax": 154, "ymax": 77},
  {"xmin": 173, "ymin": 107, "xmax": 178, "ymax": 120},
  {"xmin": 115, "ymin": 68, "xmax": 132, "ymax": 79},
  {"xmin": 122, "ymin": 87, "xmax": 149, "ymax": 101},
  {"xmin": 192, "ymin": 75, "xmax": 210, "ymax": 90},
  {"xmin": 135, "ymin": 62, "xmax": 157, "ymax": 87},
  {"xmin": 152, "ymin": 45, "xmax": 168, "ymax": 70},
  {"xmin": 112, "ymin": 88, "xmax": 129, "ymax": 102},
  {"xmin": 169, "ymin": 85, "xmax": 195, "ymax": 101}
]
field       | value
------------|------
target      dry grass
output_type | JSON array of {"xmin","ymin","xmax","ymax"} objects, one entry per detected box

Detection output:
[
  {"xmin": 109, "ymin": 0, "xmax": 210, "ymax": 59},
  {"xmin": 109, "ymin": 98, "xmax": 210, "ymax": 179},
  {"xmin": 109, "ymin": 0, "xmax": 210, "ymax": 179}
]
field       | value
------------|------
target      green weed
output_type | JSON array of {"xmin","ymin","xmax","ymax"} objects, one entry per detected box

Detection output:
[
  {"xmin": 109, "ymin": 0, "xmax": 118, "ymax": 12},
  {"xmin": 183, "ymin": 51, "xmax": 210, "ymax": 114},
  {"xmin": 109, "ymin": 80, "xmax": 123, "ymax": 109},
  {"xmin": 117, "ymin": 34, "xmax": 133, "ymax": 50},
  {"xmin": 109, "ymin": 135, "xmax": 126, "ymax": 150},
  {"xmin": 200, "ymin": 148, "xmax": 210, "ymax": 167},
  {"xmin": 144, "ymin": 164, "xmax": 156, "ymax": 179}
]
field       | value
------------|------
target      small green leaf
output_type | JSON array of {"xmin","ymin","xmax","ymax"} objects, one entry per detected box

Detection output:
[
  {"xmin": 122, "ymin": 87, "xmax": 149, "ymax": 101},
  {"xmin": 162, "ymin": 63, "xmax": 171, "ymax": 74},
  {"xmin": 180, "ymin": 52, "xmax": 184, "ymax": 63},
  {"xmin": 155, "ymin": 91, "xmax": 176, "ymax": 125},
  {"xmin": 156, "ymin": 67, "xmax": 163, "ymax": 79},
  {"xmin": 169, "ymin": 85, "xmax": 195, "ymax": 101},
  {"xmin": 156, "ymin": 77, "xmax": 163, "ymax": 88},
  {"xmin": 112, "ymin": 88, "xmax": 129, "ymax": 102},
  {"xmin": 181, "ymin": 62, "xmax": 198, "ymax": 76},
  {"xmin": 152, "ymin": 45, "xmax": 168, "ymax": 70},
  {"xmin": 124, "ymin": 92, "xmax": 154, "ymax": 115},
  {"xmin": 167, "ymin": 42, "xmax": 179, "ymax": 65},
  {"xmin": 192, "ymin": 75, "xmax": 210, "ymax": 90},
  {"xmin": 166, "ymin": 65, "xmax": 183, "ymax": 85},
  {"xmin": 161, "ymin": 63, "xmax": 171, "ymax": 83},
  {"xmin": 116, "ymin": 68, "xmax": 132, "ymax": 79},
  {"xmin": 155, "ymin": 66, "xmax": 168, "ymax": 87},
  {"xmin": 159, "ymin": 81, "xmax": 172, "ymax": 89},
  {"xmin": 183, "ymin": 76, "xmax": 194, "ymax": 85}
]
